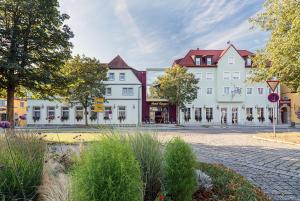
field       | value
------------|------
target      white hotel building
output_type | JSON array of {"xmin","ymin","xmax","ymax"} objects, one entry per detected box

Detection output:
[
  {"xmin": 27, "ymin": 44, "xmax": 279, "ymax": 126},
  {"xmin": 173, "ymin": 44, "xmax": 279, "ymax": 125},
  {"xmin": 27, "ymin": 56, "xmax": 144, "ymax": 126}
]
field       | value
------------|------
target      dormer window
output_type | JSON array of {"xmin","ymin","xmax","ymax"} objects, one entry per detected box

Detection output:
[
  {"xmin": 195, "ymin": 57, "xmax": 201, "ymax": 65},
  {"xmin": 246, "ymin": 58, "xmax": 251, "ymax": 66},
  {"xmin": 207, "ymin": 57, "xmax": 212, "ymax": 65}
]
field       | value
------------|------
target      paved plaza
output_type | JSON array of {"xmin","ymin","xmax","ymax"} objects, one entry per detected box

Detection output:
[{"xmin": 158, "ymin": 131, "xmax": 300, "ymax": 201}]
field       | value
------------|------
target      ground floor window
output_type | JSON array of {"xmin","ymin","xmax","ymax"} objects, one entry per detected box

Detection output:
[
  {"xmin": 268, "ymin": 108, "xmax": 274, "ymax": 123},
  {"xmin": 75, "ymin": 106, "xmax": 84, "ymax": 122},
  {"xmin": 246, "ymin": 108, "xmax": 254, "ymax": 121},
  {"xmin": 61, "ymin": 107, "xmax": 69, "ymax": 121},
  {"xmin": 104, "ymin": 106, "xmax": 112, "ymax": 120},
  {"xmin": 232, "ymin": 107, "xmax": 238, "ymax": 124},
  {"xmin": 90, "ymin": 106, "xmax": 97, "ymax": 121},
  {"xmin": 257, "ymin": 108, "xmax": 265, "ymax": 122},
  {"xmin": 118, "ymin": 106, "xmax": 126, "ymax": 122},
  {"xmin": 206, "ymin": 108, "xmax": 213, "ymax": 122},
  {"xmin": 33, "ymin": 106, "xmax": 41, "ymax": 122},
  {"xmin": 47, "ymin": 106, "xmax": 55, "ymax": 121},
  {"xmin": 221, "ymin": 108, "xmax": 227, "ymax": 124},
  {"xmin": 195, "ymin": 108, "xmax": 202, "ymax": 122},
  {"xmin": 184, "ymin": 108, "xmax": 191, "ymax": 122}
]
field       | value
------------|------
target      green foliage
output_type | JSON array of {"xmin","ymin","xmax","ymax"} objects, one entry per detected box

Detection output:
[
  {"xmin": 163, "ymin": 138, "xmax": 197, "ymax": 201},
  {"xmin": 0, "ymin": 131, "xmax": 46, "ymax": 200},
  {"xmin": 154, "ymin": 65, "xmax": 199, "ymax": 108},
  {"xmin": 198, "ymin": 162, "xmax": 271, "ymax": 201},
  {"xmin": 71, "ymin": 136, "xmax": 143, "ymax": 201},
  {"xmin": 250, "ymin": 0, "xmax": 300, "ymax": 92},
  {"xmin": 62, "ymin": 55, "xmax": 108, "ymax": 125},
  {"xmin": 129, "ymin": 133, "xmax": 163, "ymax": 201}
]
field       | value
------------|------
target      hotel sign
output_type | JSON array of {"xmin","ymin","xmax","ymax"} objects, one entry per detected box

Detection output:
[
  {"xmin": 94, "ymin": 97, "xmax": 104, "ymax": 112},
  {"xmin": 279, "ymin": 99, "xmax": 291, "ymax": 106},
  {"xmin": 150, "ymin": 102, "xmax": 169, "ymax": 106}
]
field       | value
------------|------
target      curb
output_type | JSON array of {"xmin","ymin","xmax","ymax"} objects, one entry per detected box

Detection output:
[{"xmin": 253, "ymin": 136, "xmax": 300, "ymax": 145}]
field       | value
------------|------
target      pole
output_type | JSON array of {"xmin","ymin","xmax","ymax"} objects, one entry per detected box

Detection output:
[{"xmin": 273, "ymin": 103, "xmax": 276, "ymax": 137}]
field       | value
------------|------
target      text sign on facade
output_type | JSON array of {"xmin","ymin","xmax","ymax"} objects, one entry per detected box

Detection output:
[
  {"xmin": 279, "ymin": 99, "xmax": 291, "ymax": 106},
  {"xmin": 94, "ymin": 97, "xmax": 104, "ymax": 112},
  {"xmin": 266, "ymin": 80, "xmax": 280, "ymax": 92},
  {"xmin": 268, "ymin": 93, "xmax": 279, "ymax": 103}
]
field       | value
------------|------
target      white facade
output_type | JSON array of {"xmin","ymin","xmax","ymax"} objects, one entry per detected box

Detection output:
[
  {"xmin": 27, "ymin": 68, "xmax": 142, "ymax": 126},
  {"xmin": 179, "ymin": 46, "xmax": 279, "ymax": 125}
]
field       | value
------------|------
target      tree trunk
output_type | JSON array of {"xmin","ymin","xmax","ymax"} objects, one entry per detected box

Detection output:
[
  {"xmin": 84, "ymin": 106, "xmax": 88, "ymax": 126},
  {"xmin": 176, "ymin": 106, "xmax": 180, "ymax": 125},
  {"xmin": 6, "ymin": 84, "xmax": 15, "ymax": 128}
]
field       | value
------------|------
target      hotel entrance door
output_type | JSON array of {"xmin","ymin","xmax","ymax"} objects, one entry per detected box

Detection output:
[{"xmin": 149, "ymin": 103, "xmax": 169, "ymax": 123}]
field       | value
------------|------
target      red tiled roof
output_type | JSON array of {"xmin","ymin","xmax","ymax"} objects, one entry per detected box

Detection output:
[
  {"xmin": 108, "ymin": 55, "xmax": 130, "ymax": 69},
  {"xmin": 174, "ymin": 44, "xmax": 254, "ymax": 67}
]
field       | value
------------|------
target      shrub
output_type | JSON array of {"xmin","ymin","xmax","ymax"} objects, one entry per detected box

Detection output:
[
  {"xmin": 0, "ymin": 131, "xmax": 46, "ymax": 200},
  {"xmin": 71, "ymin": 136, "xmax": 143, "ymax": 201},
  {"xmin": 129, "ymin": 133, "xmax": 163, "ymax": 201},
  {"xmin": 163, "ymin": 137, "xmax": 197, "ymax": 201}
]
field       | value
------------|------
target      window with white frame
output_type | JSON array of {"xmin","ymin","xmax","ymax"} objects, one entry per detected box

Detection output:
[
  {"xmin": 206, "ymin": 72, "xmax": 213, "ymax": 80},
  {"xmin": 207, "ymin": 57, "xmax": 212, "ymax": 65},
  {"xmin": 75, "ymin": 106, "xmax": 84, "ymax": 121},
  {"xmin": 122, "ymin": 88, "xmax": 134, "ymax": 96},
  {"xmin": 207, "ymin": 88, "xmax": 213, "ymax": 95},
  {"xmin": 206, "ymin": 108, "xmax": 213, "ymax": 122},
  {"xmin": 246, "ymin": 58, "xmax": 251, "ymax": 66},
  {"xmin": 184, "ymin": 108, "xmax": 191, "ymax": 122},
  {"xmin": 223, "ymin": 72, "xmax": 230, "ymax": 80},
  {"xmin": 195, "ymin": 72, "xmax": 202, "ymax": 80},
  {"xmin": 104, "ymin": 106, "xmax": 112, "ymax": 120},
  {"xmin": 246, "ymin": 108, "xmax": 254, "ymax": 121},
  {"xmin": 47, "ymin": 106, "xmax": 55, "ymax": 120},
  {"xmin": 257, "ymin": 108, "xmax": 265, "ymax": 122},
  {"xmin": 198, "ymin": 88, "xmax": 202, "ymax": 96},
  {"xmin": 32, "ymin": 106, "xmax": 41, "ymax": 120},
  {"xmin": 224, "ymin": 87, "xmax": 230, "ymax": 95},
  {"xmin": 195, "ymin": 57, "xmax": 201, "ymax": 65},
  {"xmin": 228, "ymin": 56, "xmax": 235, "ymax": 64},
  {"xmin": 105, "ymin": 88, "xmax": 112, "ymax": 96},
  {"xmin": 61, "ymin": 107, "xmax": 69, "ymax": 120},
  {"xmin": 246, "ymin": 88, "xmax": 253, "ymax": 95},
  {"xmin": 232, "ymin": 72, "xmax": 240, "ymax": 80},
  {"xmin": 119, "ymin": 73, "xmax": 125, "ymax": 81},
  {"xmin": 0, "ymin": 100, "xmax": 6, "ymax": 107},
  {"xmin": 195, "ymin": 108, "xmax": 202, "ymax": 122},
  {"xmin": 257, "ymin": 87, "xmax": 264, "ymax": 95},
  {"xmin": 108, "ymin": 72, "xmax": 115, "ymax": 81},
  {"xmin": 118, "ymin": 106, "xmax": 126, "ymax": 121}
]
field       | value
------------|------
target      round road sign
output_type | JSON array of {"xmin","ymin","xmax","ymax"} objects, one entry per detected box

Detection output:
[{"xmin": 268, "ymin": 93, "xmax": 280, "ymax": 103}]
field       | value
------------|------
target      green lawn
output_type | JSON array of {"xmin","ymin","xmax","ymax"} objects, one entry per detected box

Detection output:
[{"xmin": 198, "ymin": 162, "xmax": 271, "ymax": 201}]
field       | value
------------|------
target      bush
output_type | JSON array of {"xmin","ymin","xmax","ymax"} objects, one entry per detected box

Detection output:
[
  {"xmin": 71, "ymin": 136, "xmax": 143, "ymax": 201},
  {"xmin": 129, "ymin": 133, "xmax": 163, "ymax": 201},
  {"xmin": 0, "ymin": 131, "xmax": 46, "ymax": 200},
  {"xmin": 163, "ymin": 137, "xmax": 197, "ymax": 201}
]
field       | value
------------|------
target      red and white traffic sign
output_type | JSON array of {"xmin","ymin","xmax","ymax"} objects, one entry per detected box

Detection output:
[
  {"xmin": 266, "ymin": 80, "xmax": 280, "ymax": 92},
  {"xmin": 268, "ymin": 93, "xmax": 279, "ymax": 103}
]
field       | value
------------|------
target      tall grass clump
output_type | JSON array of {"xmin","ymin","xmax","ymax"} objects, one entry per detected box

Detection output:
[
  {"xmin": 163, "ymin": 137, "xmax": 197, "ymax": 201},
  {"xmin": 0, "ymin": 131, "xmax": 46, "ymax": 200},
  {"xmin": 129, "ymin": 132, "xmax": 163, "ymax": 201},
  {"xmin": 71, "ymin": 136, "xmax": 143, "ymax": 201}
]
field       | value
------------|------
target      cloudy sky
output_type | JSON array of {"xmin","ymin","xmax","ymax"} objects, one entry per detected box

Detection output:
[{"xmin": 59, "ymin": 0, "xmax": 269, "ymax": 70}]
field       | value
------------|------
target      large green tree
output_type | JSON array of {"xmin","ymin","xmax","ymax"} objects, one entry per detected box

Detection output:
[
  {"xmin": 153, "ymin": 65, "xmax": 199, "ymax": 124},
  {"xmin": 0, "ymin": 0, "xmax": 73, "ymax": 126},
  {"xmin": 63, "ymin": 55, "xmax": 108, "ymax": 126},
  {"xmin": 250, "ymin": 0, "xmax": 300, "ymax": 92}
]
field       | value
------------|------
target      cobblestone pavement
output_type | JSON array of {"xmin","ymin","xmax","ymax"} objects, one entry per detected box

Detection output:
[{"xmin": 158, "ymin": 132, "xmax": 300, "ymax": 201}]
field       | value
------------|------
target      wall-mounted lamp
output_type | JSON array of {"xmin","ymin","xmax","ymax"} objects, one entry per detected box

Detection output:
[
  {"xmin": 242, "ymin": 104, "xmax": 245, "ymax": 110},
  {"xmin": 192, "ymin": 105, "xmax": 194, "ymax": 110},
  {"xmin": 133, "ymin": 104, "xmax": 135, "ymax": 109},
  {"xmin": 203, "ymin": 105, "xmax": 206, "ymax": 109},
  {"xmin": 114, "ymin": 104, "xmax": 116, "ymax": 109}
]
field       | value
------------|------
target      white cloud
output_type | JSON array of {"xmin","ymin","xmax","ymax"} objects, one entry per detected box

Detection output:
[
  {"xmin": 184, "ymin": 0, "xmax": 250, "ymax": 34},
  {"xmin": 114, "ymin": 0, "xmax": 161, "ymax": 54}
]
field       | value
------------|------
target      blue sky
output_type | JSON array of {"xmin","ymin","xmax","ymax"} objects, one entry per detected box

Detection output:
[{"xmin": 59, "ymin": 0, "xmax": 269, "ymax": 70}]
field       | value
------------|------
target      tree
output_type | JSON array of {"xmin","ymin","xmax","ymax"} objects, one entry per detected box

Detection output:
[
  {"xmin": 153, "ymin": 65, "xmax": 199, "ymax": 124},
  {"xmin": 0, "ymin": 0, "xmax": 73, "ymax": 127},
  {"xmin": 250, "ymin": 0, "xmax": 300, "ymax": 92},
  {"xmin": 63, "ymin": 55, "xmax": 108, "ymax": 126}
]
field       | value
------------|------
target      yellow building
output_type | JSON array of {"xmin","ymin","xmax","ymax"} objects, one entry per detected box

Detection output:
[
  {"xmin": 0, "ymin": 98, "xmax": 27, "ymax": 126},
  {"xmin": 280, "ymin": 85, "xmax": 300, "ymax": 124}
]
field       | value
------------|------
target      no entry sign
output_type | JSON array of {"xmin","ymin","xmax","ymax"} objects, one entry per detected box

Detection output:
[{"xmin": 268, "ymin": 93, "xmax": 279, "ymax": 103}]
